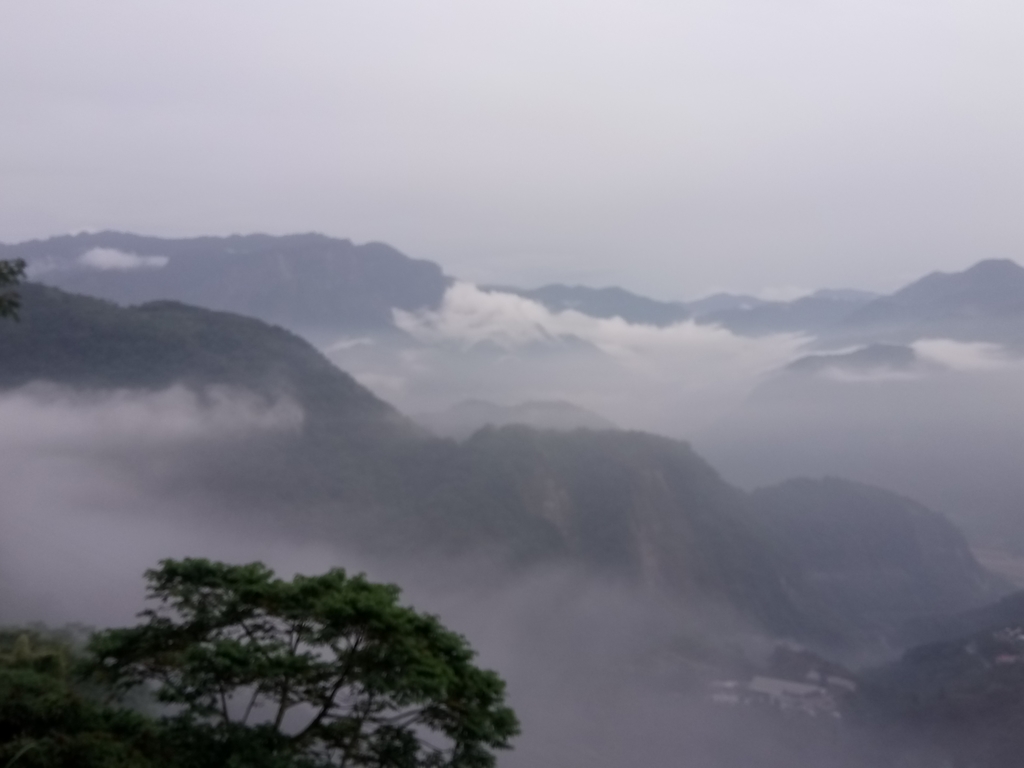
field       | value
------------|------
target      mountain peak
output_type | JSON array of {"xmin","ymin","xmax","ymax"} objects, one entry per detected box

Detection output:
[
  {"xmin": 838, "ymin": 257, "xmax": 1024, "ymax": 336},
  {"xmin": 960, "ymin": 258, "xmax": 1024, "ymax": 280}
]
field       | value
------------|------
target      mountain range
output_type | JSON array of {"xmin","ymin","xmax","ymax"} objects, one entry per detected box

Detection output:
[
  {"xmin": 7, "ymin": 231, "xmax": 1024, "ymax": 348},
  {"xmin": 6, "ymin": 232, "xmax": 448, "ymax": 342},
  {"xmin": 0, "ymin": 281, "xmax": 1008, "ymax": 647},
  {"xmin": 414, "ymin": 399, "xmax": 617, "ymax": 440}
]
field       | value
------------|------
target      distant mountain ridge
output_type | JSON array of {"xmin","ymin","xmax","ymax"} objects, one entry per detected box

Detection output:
[
  {"xmin": 4, "ymin": 231, "xmax": 449, "ymax": 341},
  {"xmin": 414, "ymin": 399, "xmax": 617, "ymax": 440},
  {"xmin": 833, "ymin": 259, "xmax": 1024, "ymax": 345},
  {"xmin": 6, "ymin": 231, "xmax": 1023, "ymax": 346},
  {"xmin": 483, "ymin": 284, "xmax": 691, "ymax": 326}
]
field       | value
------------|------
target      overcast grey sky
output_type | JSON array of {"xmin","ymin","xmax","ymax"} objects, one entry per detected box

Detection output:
[{"xmin": 1, "ymin": 1, "xmax": 1021, "ymax": 299}]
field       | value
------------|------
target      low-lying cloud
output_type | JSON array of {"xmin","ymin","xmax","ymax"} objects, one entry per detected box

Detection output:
[
  {"xmin": 912, "ymin": 338, "xmax": 1021, "ymax": 372},
  {"xmin": 0, "ymin": 381, "xmax": 872, "ymax": 768},
  {"xmin": 378, "ymin": 283, "xmax": 807, "ymax": 435},
  {"xmin": 79, "ymin": 247, "xmax": 169, "ymax": 270},
  {"xmin": 0, "ymin": 384, "xmax": 302, "ymax": 626},
  {"xmin": 395, "ymin": 282, "xmax": 804, "ymax": 362},
  {"xmin": 0, "ymin": 384, "xmax": 303, "ymax": 449}
]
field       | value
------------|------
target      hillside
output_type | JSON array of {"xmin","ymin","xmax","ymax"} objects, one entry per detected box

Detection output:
[
  {"xmin": 414, "ymin": 399, "xmax": 617, "ymax": 440},
  {"xmin": 859, "ymin": 620, "xmax": 1024, "ymax": 767},
  {"xmin": 0, "ymin": 282, "xmax": 425, "ymax": 508},
  {"xmin": 833, "ymin": 259, "xmax": 1024, "ymax": 346},
  {"xmin": 0, "ymin": 284, "xmax": 1004, "ymax": 644},
  {"xmin": 485, "ymin": 284, "xmax": 691, "ymax": 326},
  {"xmin": 403, "ymin": 426, "xmax": 814, "ymax": 636},
  {"xmin": 750, "ymin": 478, "xmax": 1006, "ymax": 636}
]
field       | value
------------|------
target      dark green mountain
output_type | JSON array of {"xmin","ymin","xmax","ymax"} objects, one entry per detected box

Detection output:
[
  {"xmin": 0, "ymin": 282, "xmax": 426, "ymax": 509},
  {"xmin": 0, "ymin": 283, "xmax": 418, "ymax": 441}
]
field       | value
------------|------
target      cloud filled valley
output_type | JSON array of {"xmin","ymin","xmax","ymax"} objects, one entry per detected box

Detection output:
[
  {"xmin": 0, "ymin": 384, "xmax": 928, "ymax": 768},
  {"xmin": 381, "ymin": 281, "xmax": 807, "ymax": 434},
  {"xmin": 2, "ymin": 233, "xmax": 1024, "ymax": 766},
  {"xmin": 3, "ymin": 0, "xmax": 1023, "ymax": 759}
]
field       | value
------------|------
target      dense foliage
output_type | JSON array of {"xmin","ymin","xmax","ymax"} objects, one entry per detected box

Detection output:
[
  {"xmin": 0, "ymin": 561, "xmax": 518, "ymax": 768},
  {"xmin": 0, "ymin": 627, "xmax": 158, "ymax": 767},
  {"xmin": 855, "ymin": 608, "xmax": 1024, "ymax": 768}
]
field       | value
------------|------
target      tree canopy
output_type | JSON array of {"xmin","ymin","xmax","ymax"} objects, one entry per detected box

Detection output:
[{"xmin": 87, "ymin": 558, "xmax": 519, "ymax": 768}]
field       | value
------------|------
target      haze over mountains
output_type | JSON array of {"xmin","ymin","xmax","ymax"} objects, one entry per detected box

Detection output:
[
  {"xmin": 13, "ymin": 231, "xmax": 1023, "ymax": 344},
  {"xmin": 3, "ymin": 232, "xmax": 1024, "ymax": 766},
  {"xmin": 12, "ymin": 232, "xmax": 450, "ymax": 342},
  {"xmin": 3, "ymin": 281, "xmax": 1005, "ymax": 645},
  {"xmin": 7, "ymin": 233, "xmax": 1024, "ymax": 554}
]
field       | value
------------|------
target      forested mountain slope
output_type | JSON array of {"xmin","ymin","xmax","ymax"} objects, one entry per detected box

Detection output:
[
  {"xmin": 0, "ymin": 284, "xmax": 1003, "ymax": 644},
  {"xmin": 750, "ymin": 478, "xmax": 1005, "ymax": 636}
]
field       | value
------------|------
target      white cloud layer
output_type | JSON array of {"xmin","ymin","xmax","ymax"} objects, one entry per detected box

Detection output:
[
  {"xmin": 79, "ymin": 247, "xmax": 169, "ymax": 270},
  {"xmin": 912, "ymin": 339, "xmax": 1021, "ymax": 372},
  {"xmin": 0, "ymin": 384, "xmax": 303, "ymax": 449},
  {"xmin": 395, "ymin": 282, "xmax": 803, "ymax": 361},
  {"xmin": 381, "ymin": 283, "xmax": 807, "ymax": 434}
]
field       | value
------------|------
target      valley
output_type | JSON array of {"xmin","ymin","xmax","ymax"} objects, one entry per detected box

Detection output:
[{"xmin": 1, "ymin": 233, "xmax": 1023, "ymax": 766}]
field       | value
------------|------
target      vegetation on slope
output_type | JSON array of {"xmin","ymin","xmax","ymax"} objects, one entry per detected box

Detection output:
[
  {"xmin": 0, "ymin": 560, "xmax": 517, "ymax": 768},
  {"xmin": 0, "ymin": 284, "xmax": 1002, "ymax": 645}
]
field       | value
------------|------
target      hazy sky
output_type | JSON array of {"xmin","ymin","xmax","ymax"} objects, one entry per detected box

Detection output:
[{"xmin": 1, "ymin": 1, "xmax": 1021, "ymax": 299}]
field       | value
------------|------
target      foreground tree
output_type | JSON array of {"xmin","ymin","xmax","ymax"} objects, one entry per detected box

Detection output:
[
  {"xmin": 0, "ymin": 628, "xmax": 157, "ymax": 767},
  {"xmin": 89, "ymin": 558, "xmax": 519, "ymax": 768}
]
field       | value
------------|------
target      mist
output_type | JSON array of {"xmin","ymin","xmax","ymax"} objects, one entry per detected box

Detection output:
[
  {"xmin": 330, "ymin": 283, "xmax": 805, "ymax": 435},
  {"xmin": 0, "ymin": 383, "xmax": 890, "ymax": 768},
  {"xmin": 695, "ymin": 361, "xmax": 1024, "ymax": 557},
  {"xmin": 329, "ymin": 288, "xmax": 1024, "ymax": 571},
  {"xmin": 2, "ymin": 1, "xmax": 1022, "ymax": 763}
]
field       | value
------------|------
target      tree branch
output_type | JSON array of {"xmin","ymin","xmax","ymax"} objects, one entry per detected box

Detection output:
[
  {"xmin": 241, "ymin": 684, "xmax": 262, "ymax": 726},
  {"xmin": 291, "ymin": 638, "xmax": 362, "ymax": 742}
]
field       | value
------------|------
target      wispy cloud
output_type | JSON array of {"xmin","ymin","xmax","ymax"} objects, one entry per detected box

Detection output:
[
  {"xmin": 395, "ymin": 282, "xmax": 804, "ymax": 362},
  {"xmin": 79, "ymin": 247, "xmax": 169, "ymax": 270},
  {"xmin": 0, "ymin": 384, "xmax": 303, "ymax": 449},
  {"xmin": 912, "ymin": 339, "xmax": 1021, "ymax": 372}
]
